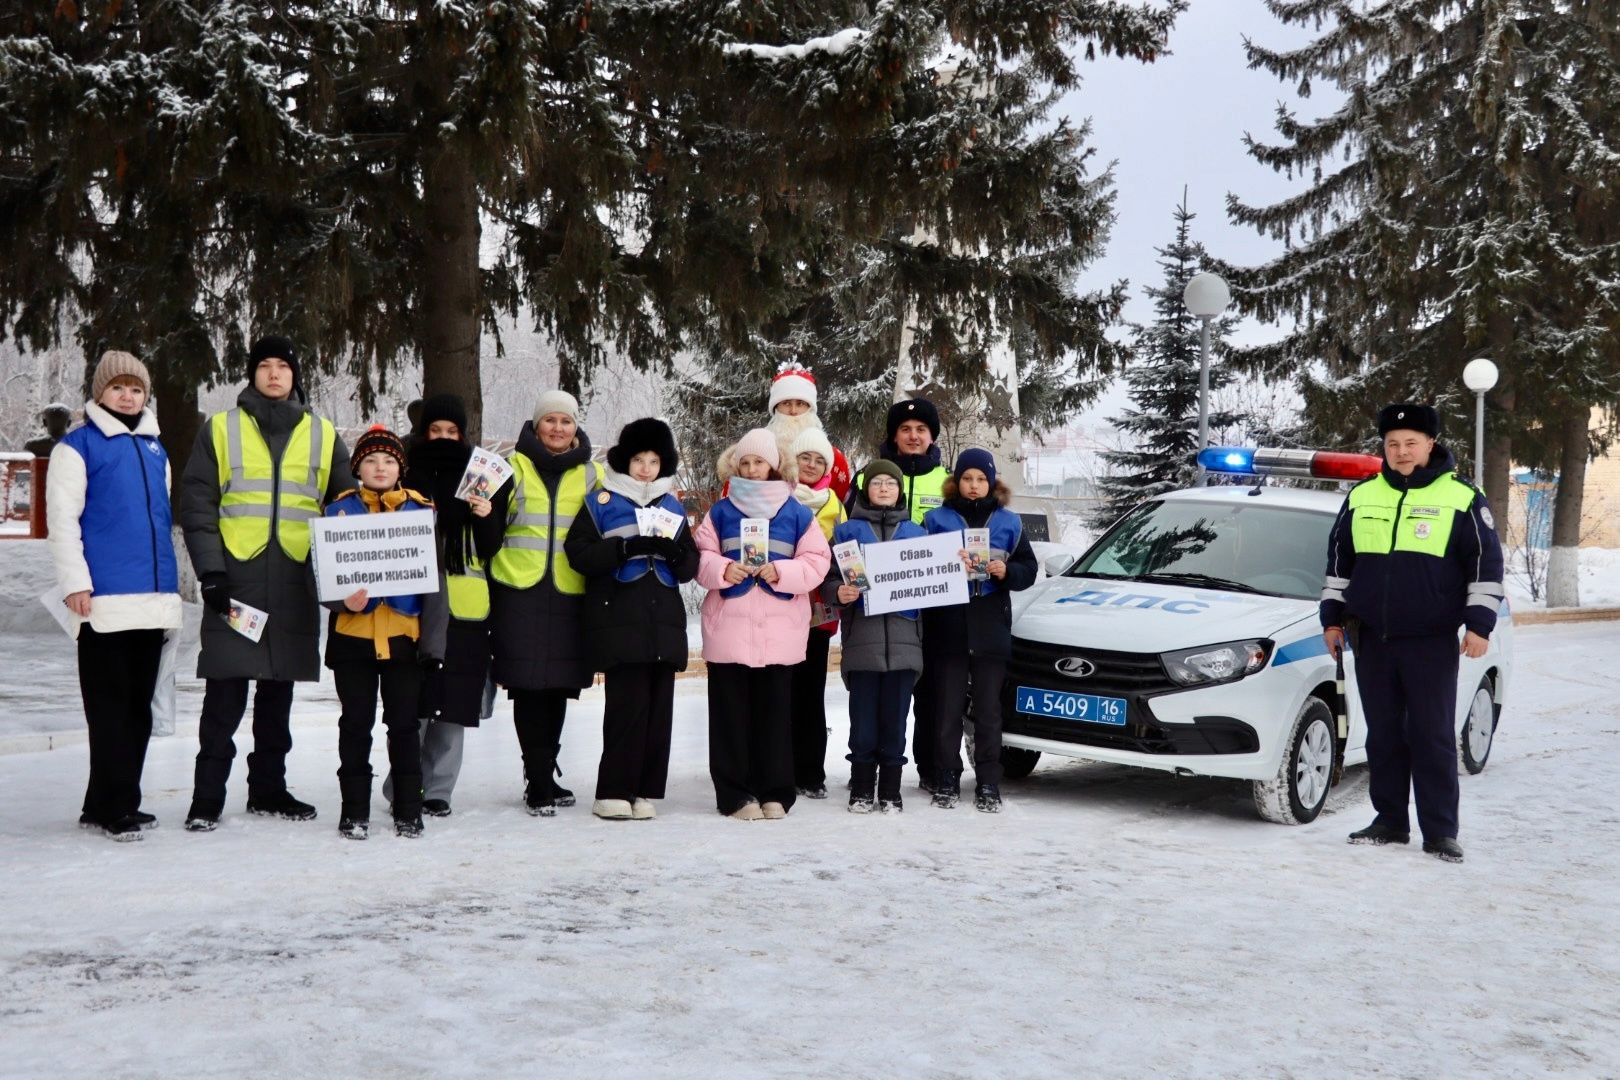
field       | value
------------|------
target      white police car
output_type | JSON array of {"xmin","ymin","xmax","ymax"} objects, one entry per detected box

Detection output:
[{"xmin": 999, "ymin": 447, "xmax": 1513, "ymax": 824}]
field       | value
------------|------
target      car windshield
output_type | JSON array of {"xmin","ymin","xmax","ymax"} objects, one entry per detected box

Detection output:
[{"xmin": 1070, "ymin": 499, "xmax": 1333, "ymax": 600}]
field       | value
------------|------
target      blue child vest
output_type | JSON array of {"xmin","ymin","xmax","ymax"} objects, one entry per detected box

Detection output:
[
  {"xmin": 586, "ymin": 488, "xmax": 685, "ymax": 588},
  {"xmin": 708, "ymin": 496, "xmax": 813, "ymax": 600},
  {"xmin": 833, "ymin": 516, "xmax": 925, "ymax": 619},
  {"xmin": 924, "ymin": 504, "xmax": 1023, "ymax": 598}
]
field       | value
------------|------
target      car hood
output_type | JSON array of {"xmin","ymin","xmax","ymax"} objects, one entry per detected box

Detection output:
[{"xmin": 1012, "ymin": 575, "xmax": 1314, "ymax": 652}]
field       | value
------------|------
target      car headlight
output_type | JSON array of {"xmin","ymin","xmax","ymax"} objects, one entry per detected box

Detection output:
[{"xmin": 1160, "ymin": 640, "xmax": 1272, "ymax": 687}]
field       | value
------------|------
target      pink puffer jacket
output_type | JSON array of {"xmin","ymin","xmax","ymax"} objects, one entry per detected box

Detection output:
[{"xmin": 694, "ymin": 506, "xmax": 832, "ymax": 668}]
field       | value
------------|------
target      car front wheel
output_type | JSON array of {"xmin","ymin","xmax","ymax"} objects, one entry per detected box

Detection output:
[
  {"xmin": 1458, "ymin": 677, "xmax": 1497, "ymax": 775},
  {"xmin": 1253, "ymin": 697, "xmax": 1336, "ymax": 825}
]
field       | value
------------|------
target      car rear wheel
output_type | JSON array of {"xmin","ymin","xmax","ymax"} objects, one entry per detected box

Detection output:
[
  {"xmin": 1253, "ymin": 697, "xmax": 1336, "ymax": 825},
  {"xmin": 1458, "ymin": 677, "xmax": 1497, "ymax": 775}
]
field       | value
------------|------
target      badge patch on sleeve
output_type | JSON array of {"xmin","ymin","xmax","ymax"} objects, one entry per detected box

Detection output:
[{"xmin": 1480, "ymin": 506, "xmax": 1494, "ymax": 529}]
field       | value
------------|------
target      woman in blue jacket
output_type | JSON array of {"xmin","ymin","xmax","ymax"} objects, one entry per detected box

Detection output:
[{"xmin": 47, "ymin": 351, "xmax": 182, "ymax": 841}]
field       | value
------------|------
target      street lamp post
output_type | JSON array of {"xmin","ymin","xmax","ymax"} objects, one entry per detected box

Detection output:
[
  {"xmin": 1462, "ymin": 358, "xmax": 1499, "ymax": 494},
  {"xmin": 1182, "ymin": 272, "xmax": 1231, "ymax": 484}
]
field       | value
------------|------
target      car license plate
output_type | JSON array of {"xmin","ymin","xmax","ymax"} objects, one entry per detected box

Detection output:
[{"xmin": 1015, "ymin": 686, "xmax": 1128, "ymax": 726}]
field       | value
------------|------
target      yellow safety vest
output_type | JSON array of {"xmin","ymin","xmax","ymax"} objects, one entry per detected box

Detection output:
[
  {"xmin": 489, "ymin": 455, "xmax": 602, "ymax": 593},
  {"xmin": 212, "ymin": 408, "xmax": 335, "ymax": 562},
  {"xmin": 446, "ymin": 553, "xmax": 490, "ymax": 621},
  {"xmin": 1348, "ymin": 471, "xmax": 1477, "ymax": 558}
]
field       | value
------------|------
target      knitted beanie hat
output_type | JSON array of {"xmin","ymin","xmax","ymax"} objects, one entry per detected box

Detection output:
[
  {"xmin": 91, "ymin": 350, "xmax": 150, "ymax": 402},
  {"xmin": 351, "ymin": 425, "xmax": 408, "ymax": 477},
  {"xmin": 533, "ymin": 389, "xmax": 580, "ymax": 427},
  {"xmin": 768, "ymin": 366, "xmax": 818, "ymax": 413},
  {"xmin": 788, "ymin": 426, "xmax": 834, "ymax": 470},
  {"xmin": 732, "ymin": 427, "xmax": 781, "ymax": 471},
  {"xmin": 861, "ymin": 459, "xmax": 904, "ymax": 498},
  {"xmin": 953, "ymin": 447, "xmax": 997, "ymax": 486}
]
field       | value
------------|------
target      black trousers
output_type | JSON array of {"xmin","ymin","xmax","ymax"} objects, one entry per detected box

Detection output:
[
  {"xmin": 789, "ymin": 627, "xmax": 833, "ymax": 788},
  {"xmin": 192, "ymin": 677, "xmax": 296, "ymax": 810},
  {"xmin": 707, "ymin": 663, "xmax": 795, "ymax": 814},
  {"xmin": 932, "ymin": 654, "xmax": 1008, "ymax": 786},
  {"xmin": 77, "ymin": 625, "xmax": 164, "ymax": 825},
  {"xmin": 596, "ymin": 663, "xmax": 677, "ymax": 801},
  {"xmin": 512, "ymin": 688, "xmax": 570, "ymax": 786},
  {"xmin": 846, "ymin": 670, "xmax": 913, "ymax": 768},
  {"xmin": 1355, "ymin": 631, "xmax": 1460, "ymax": 840},
  {"xmin": 910, "ymin": 664, "xmax": 961, "ymax": 779},
  {"xmin": 334, "ymin": 659, "xmax": 424, "ymax": 820}
]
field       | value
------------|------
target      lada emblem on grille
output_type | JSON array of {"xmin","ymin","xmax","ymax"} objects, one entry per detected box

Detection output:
[{"xmin": 1054, "ymin": 656, "xmax": 1096, "ymax": 678}]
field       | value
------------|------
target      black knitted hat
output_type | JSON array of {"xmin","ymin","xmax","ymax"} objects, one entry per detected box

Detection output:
[
  {"xmin": 247, "ymin": 335, "xmax": 304, "ymax": 402},
  {"xmin": 418, "ymin": 394, "xmax": 469, "ymax": 437}
]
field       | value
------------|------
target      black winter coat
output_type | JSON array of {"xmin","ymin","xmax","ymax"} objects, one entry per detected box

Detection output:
[
  {"xmin": 488, "ymin": 424, "xmax": 596, "ymax": 692},
  {"xmin": 181, "ymin": 387, "xmax": 351, "ymax": 682},
  {"xmin": 564, "ymin": 484, "xmax": 699, "ymax": 672},
  {"xmin": 921, "ymin": 494, "xmax": 1038, "ymax": 660}
]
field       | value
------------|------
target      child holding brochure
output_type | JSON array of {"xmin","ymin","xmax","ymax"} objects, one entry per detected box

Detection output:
[
  {"xmin": 825, "ymin": 460, "xmax": 925, "ymax": 813},
  {"xmin": 922, "ymin": 448, "xmax": 1038, "ymax": 813},
  {"xmin": 786, "ymin": 426, "xmax": 846, "ymax": 800},
  {"xmin": 565, "ymin": 418, "xmax": 699, "ymax": 821},
  {"xmin": 694, "ymin": 428, "xmax": 831, "ymax": 820},
  {"xmin": 322, "ymin": 426, "xmax": 446, "ymax": 840}
]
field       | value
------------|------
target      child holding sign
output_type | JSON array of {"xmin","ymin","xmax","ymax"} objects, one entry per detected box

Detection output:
[
  {"xmin": 565, "ymin": 418, "xmax": 699, "ymax": 821},
  {"xmin": 694, "ymin": 429, "xmax": 831, "ymax": 820},
  {"xmin": 322, "ymin": 426, "xmax": 446, "ymax": 840},
  {"xmin": 825, "ymin": 460, "xmax": 925, "ymax": 813},
  {"xmin": 922, "ymin": 448, "xmax": 1038, "ymax": 813}
]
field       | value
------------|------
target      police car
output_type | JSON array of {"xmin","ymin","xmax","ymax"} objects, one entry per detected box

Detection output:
[{"xmin": 998, "ymin": 447, "xmax": 1513, "ymax": 824}]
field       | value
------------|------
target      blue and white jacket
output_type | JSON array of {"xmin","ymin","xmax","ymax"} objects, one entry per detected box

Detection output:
[{"xmin": 48, "ymin": 402, "xmax": 182, "ymax": 635}]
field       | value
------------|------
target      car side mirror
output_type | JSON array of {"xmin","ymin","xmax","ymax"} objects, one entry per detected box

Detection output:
[{"xmin": 1043, "ymin": 553, "xmax": 1077, "ymax": 578}]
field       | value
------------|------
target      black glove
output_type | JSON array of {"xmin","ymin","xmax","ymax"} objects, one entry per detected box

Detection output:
[
  {"xmin": 420, "ymin": 656, "xmax": 443, "ymax": 674},
  {"xmin": 622, "ymin": 536, "xmax": 662, "ymax": 559},
  {"xmin": 647, "ymin": 536, "xmax": 683, "ymax": 563},
  {"xmin": 199, "ymin": 572, "xmax": 231, "ymax": 616}
]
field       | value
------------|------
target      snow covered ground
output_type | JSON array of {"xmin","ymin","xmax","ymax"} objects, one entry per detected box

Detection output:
[{"xmin": 2, "ymin": 620, "xmax": 1617, "ymax": 1077}]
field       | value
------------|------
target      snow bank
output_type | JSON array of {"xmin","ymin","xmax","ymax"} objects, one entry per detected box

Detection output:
[{"xmin": 0, "ymin": 539, "xmax": 61, "ymax": 633}]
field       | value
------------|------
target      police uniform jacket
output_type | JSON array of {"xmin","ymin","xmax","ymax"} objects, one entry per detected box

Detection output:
[
  {"xmin": 1319, "ymin": 444, "xmax": 1504, "ymax": 640},
  {"xmin": 181, "ymin": 387, "xmax": 351, "ymax": 682}
]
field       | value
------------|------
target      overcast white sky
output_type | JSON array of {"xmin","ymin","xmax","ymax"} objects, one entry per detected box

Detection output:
[{"xmin": 1061, "ymin": 0, "xmax": 1340, "ymax": 345}]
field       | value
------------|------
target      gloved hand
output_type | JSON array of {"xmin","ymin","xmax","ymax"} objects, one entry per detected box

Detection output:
[
  {"xmin": 199, "ymin": 572, "xmax": 231, "ymax": 616},
  {"xmin": 622, "ymin": 536, "xmax": 662, "ymax": 559},
  {"xmin": 420, "ymin": 656, "xmax": 444, "ymax": 674}
]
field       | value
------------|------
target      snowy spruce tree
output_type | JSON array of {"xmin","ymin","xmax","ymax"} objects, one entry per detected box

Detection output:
[
  {"xmin": 1222, "ymin": 2, "xmax": 1620, "ymax": 604},
  {"xmin": 1089, "ymin": 194, "xmax": 1239, "ymax": 529},
  {"xmin": 0, "ymin": 0, "xmax": 1183, "ymax": 477}
]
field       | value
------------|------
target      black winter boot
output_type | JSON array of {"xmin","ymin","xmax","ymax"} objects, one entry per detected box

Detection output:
[
  {"xmin": 246, "ymin": 790, "xmax": 318, "ymax": 821},
  {"xmin": 184, "ymin": 798, "xmax": 223, "ymax": 832},
  {"xmin": 877, "ymin": 765, "xmax": 903, "ymax": 814},
  {"xmin": 1422, "ymin": 837, "xmax": 1464, "ymax": 863},
  {"xmin": 1348, "ymin": 821, "xmax": 1410, "ymax": 846},
  {"xmin": 848, "ymin": 763, "xmax": 877, "ymax": 814},
  {"xmin": 931, "ymin": 771, "xmax": 961, "ymax": 810},
  {"xmin": 974, "ymin": 783, "xmax": 1002, "ymax": 814}
]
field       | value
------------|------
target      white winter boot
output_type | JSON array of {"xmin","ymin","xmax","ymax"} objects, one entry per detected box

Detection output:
[{"xmin": 592, "ymin": 799, "xmax": 634, "ymax": 820}]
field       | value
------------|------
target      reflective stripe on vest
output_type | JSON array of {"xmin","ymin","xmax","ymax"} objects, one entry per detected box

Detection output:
[
  {"xmin": 212, "ymin": 408, "xmax": 335, "ymax": 562},
  {"xmin": 489, "ymin": 456, "xmax": 602, "ymax": 593},
  {"xmin": 926, "ymin": 504, "xmax": 1023, "ymax": 597},
  {"xmin": 709, "ymin": 496, "xmax": 812, "ymax": 600},
  {"xmin": 1347, "ymin": 472, "xmax": 1475, "ymax": 558}
]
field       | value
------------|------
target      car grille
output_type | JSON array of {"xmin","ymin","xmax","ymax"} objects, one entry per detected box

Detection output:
[{"xmin": 1002, "ymin": 638, "xmax": 1258, "ymax": 755}]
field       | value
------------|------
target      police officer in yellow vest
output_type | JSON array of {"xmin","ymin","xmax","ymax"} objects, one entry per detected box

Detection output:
[
  {"xmin": 489, "ymin": 389, "xmax": 604, "ymax": 816},
  {"xmin": 1320, "ymin": 403, "xmax": 1504, "ymax": 864},
  {"xmin": 180, "ymin": 336, "xmax": 350, "ymax": 831}
]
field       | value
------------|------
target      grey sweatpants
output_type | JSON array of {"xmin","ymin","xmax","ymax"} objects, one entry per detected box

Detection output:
[{"xmin": 383, "ymin": 718, "xmax": 466, "ymax": 804}]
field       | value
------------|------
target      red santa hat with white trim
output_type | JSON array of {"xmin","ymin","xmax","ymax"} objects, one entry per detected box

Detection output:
[{"xmin": 767, "ymin": 364, "xmax": 818, "ymax": 413}]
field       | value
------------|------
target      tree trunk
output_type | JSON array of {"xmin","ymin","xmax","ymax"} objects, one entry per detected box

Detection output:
[
  {"xmin": 421, "ymin": 149, "xmax": 483, "ymax": 442},
  {"xmin": 1544, "ymin": 405, "xmax": 1590, "ymax": 608},
  {"xmin": 154, "ymin": 361, "xmax": 199, "ymax": 508}
]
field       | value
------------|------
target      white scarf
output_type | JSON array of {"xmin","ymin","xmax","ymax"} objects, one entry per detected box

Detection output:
[
  {"xmin": 602, "ymin": 465, "xmax": 676, "ymax": 507},
  {"xmin": 727, "ymin": 477, "xmax": 793, "ymax": 519},
  {"xmin": 793, "ymin": 480, "xmax": 832, "ymax": 511}
]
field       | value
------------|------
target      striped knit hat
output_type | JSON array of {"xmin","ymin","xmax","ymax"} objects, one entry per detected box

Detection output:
[{"xmin": 351, "ymin": 425, "xmax": 408, "ymax": 476}]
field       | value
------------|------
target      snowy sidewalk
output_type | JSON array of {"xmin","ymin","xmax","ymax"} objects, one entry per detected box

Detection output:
[{"xmin": 1, "ymin": 624, "xmax": 1617, "ymax": 1077}]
